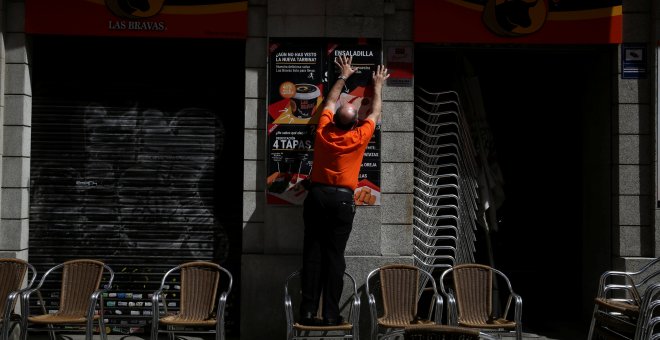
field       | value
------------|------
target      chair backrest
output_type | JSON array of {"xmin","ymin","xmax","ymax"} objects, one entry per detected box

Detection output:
[
  {"xmin": 178, "ymin": 262, "xmax": 222, "ymax": 320},
  {"xmin": 58, "ymin": 259, "xmax": 105, "ymax": 316},
  {"xmin": 0, "ymin": 258, "xmax": 30, "ymax": 315},
  {"xmin": 379, "ymin": 264, "xmax": 420, "ymax": 324},
  {"xmin": 450, "ymin": 264, "xmax": 493, "ymax": 324}
]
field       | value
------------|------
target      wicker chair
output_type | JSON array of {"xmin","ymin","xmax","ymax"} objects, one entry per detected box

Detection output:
[
  {"xmin": 22, "ymin": 259, "xmax": 114, "ymax": 340},
  {"xmin": 284, "ymin": 269, "xmax": 360, "ymax": 340},
  {"xmin": 366, "ymin": 264, "xmax": 443, "ymax": 340},
  {"xmin": 439, "ymin": 264, "xmax": 522, "ymax": 340},
  {"xmin": 588, "ymin": 257, "xmax": 660, "ymax": 339},
  {"xmin": 151, "ymin": 261, "xmax": 233, "ymax": 340},
  {"xmin": 0, "ymin": 258, "xmax": 36, "ymax": 340}
]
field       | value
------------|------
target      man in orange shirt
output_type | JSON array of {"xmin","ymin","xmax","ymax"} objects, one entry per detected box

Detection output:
[{"xmin": 299, "ymin": 55, "xmax": 389, "ymax": 326}]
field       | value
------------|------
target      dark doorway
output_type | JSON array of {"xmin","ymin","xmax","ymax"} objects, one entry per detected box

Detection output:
[
  {"xmin": 28, "ymin": 36, "xmax": 244, "ymax": 337},
  {"xmin": 415, "ymin": 45, "xmax": 612, "ymax": 338}
]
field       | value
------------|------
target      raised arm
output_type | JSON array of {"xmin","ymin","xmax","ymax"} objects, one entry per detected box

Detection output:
[
  {"xmin": 365, "ymin": 64, "xmax": 390, "ymax": 124},
  {"xmin": 324, "ymin": 55, "xmax": 356, "ymax": 112}
]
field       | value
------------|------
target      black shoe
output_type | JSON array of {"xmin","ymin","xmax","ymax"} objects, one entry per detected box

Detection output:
[
  {"xmin": 323, "ymin": 316, "xmax": 344, "ymax": 326},
  {"xmin": 300, "ymin": 312, "xmax": 322, "ymax": 326}
]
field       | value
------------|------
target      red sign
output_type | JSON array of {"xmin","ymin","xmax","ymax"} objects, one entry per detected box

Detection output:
[
  {"xmin": 26, "ymin": 0, "xmax": 247, "ymax": 39},
  {"xmin": 415, "ymin": 0, "xmax": 622, "ymax": 44}
]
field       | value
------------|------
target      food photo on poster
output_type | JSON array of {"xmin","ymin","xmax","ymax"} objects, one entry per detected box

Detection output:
[{"xmin": 266, "ymin": 124, "xmax": 315, "ymax": 205}]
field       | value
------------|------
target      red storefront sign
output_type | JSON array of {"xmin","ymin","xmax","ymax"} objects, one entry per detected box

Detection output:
[
  {"xmin": 26, "ymin": 0, "xmax": 247, "ymax": 39},
  {"xmin": 415, "ymin": 0, "xmax": 622, "ymax": 44}
]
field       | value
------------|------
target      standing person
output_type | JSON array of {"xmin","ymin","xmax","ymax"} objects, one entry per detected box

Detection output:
[{"xmin": 299, "ymin": 55, "xmax": 389, "ymax": 326}]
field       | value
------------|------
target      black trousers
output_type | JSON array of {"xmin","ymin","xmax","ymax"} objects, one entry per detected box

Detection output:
[{"xmin": 300, "ymin": 184, "xmax": 356, "ymax": 320}]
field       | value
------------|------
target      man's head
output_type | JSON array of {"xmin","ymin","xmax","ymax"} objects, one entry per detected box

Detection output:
[{"xmin": 334, "ymin": 103, "xmax": 358, "ymax": 130}]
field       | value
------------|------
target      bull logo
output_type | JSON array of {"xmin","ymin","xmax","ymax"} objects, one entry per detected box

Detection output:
[
  {"xmin": 483, "ymin": 0, "xmax": 547, "ymax": 37},
  {"xmin": 105, "ymin": 0, "xmax": 166, "ymax": 19}
]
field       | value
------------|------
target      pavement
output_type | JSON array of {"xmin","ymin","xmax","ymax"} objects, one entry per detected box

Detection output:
[
  {"xmin": 16, "ymin": 323, "xmax": 586, "ymax": 340},
  {"xmin": 21, "ymin": 332, "xmax": 566, "ymax": 340}
]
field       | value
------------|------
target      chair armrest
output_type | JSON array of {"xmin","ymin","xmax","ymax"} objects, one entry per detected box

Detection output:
[
  {"xmin": 283, "ymin": 271, "xmax": 299, "ymax": 340},
  {"xmin": 431, "ymin": 293, "xmax": 443, "ymax": 324},
  {"xmin": 444, "ymin": 291, "xmax": 458, "ymax": 326},
  {"xmin": 152, "ymin": 289, "xmax": 170, "ymax": 315},
  {"xmin": 3, "ymin": 291, "xmax": 21, "ymax": 322},
  {"xmin": 511, "ymin": 293, "xmax": 523, "ymax": 325},
  {"xmin": 368, "ymin": 293, "xmax": 379, "ymax": 340},
  {"xmin": 283, "ymin": 293, "xmax": 293, "ymax": 327},
  {"xmin": 368, "ymin": 293, "xmax": 377, "ymax": 324},
  {"xmin": 5, "ymin": 283, "xmax": 35, "ymax": 318},
  {"xmin": 151, "ymin": 290, "xmax": 164, "ymax": 328},
  {"xmin": 349, "ymin": 291, "xmax": 360, "ymax": 337},
  {"xmin": 597, "ymin": 272, "xmax": 636, "ymax": 296},
  {"xmin": 216, "ymin": 291, "xmax": 229, "ymax": 320}
]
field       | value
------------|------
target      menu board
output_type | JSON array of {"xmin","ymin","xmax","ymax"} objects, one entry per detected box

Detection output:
[{"xmin": 267, "ymin": 38, "xmax": 382, "ymax": 205}]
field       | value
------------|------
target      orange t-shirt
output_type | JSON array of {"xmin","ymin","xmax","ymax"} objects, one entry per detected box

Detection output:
[{"xmin": 309, "ymin": 108, "xmax": 375, "ymax": 190}]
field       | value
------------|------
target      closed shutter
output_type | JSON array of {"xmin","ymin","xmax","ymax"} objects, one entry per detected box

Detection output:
[{"xmin": 28, "ymin": 36, "xmax": 243, "ymax": 336}]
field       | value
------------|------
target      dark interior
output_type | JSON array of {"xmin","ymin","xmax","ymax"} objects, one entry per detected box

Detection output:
[{"xmin": 415, "ymin": 45, "xmax": 613, "ymax": 338}]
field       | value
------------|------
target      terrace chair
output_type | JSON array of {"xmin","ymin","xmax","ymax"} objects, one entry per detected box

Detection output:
[
  {"xmin": 439, "ymin": 264, "xmax": 522, "ymax": 340},
  {"xmin": 366, "ymin": 264, "xmax": 443, "ymax": 340},
  {"xmin": 0, "ymin": 258, "xmax": 37, "ymax": 340},
  {"xmin": 284, "ymin": 269, "xmax": 360, "ymax": 340},
  {"xmin": 151, "ymin": 261, "xmax": 233, "ymax": 340},
  {"xmin": 588, "ymin": 257, "xmax": 660, "ymax": 339},
  {"xmin": 23, "ymin": 259, "xmax": 114, "ymax": 340},
  {"xmin": 594, "ymin": 282, "xmax": 660, "ymax": 339}
]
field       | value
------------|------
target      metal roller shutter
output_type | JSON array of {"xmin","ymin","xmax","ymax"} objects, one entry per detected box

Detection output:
[{"xmin": 28, "ymin": 36, "xmax": 243, "ymax": 336}]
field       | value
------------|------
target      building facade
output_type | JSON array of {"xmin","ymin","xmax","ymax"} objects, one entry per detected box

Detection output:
[{"xmin": 0, "ymin": 0, "xmax": 657, "ymax": 339}]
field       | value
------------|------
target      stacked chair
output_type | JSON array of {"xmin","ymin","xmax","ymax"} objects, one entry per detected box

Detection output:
[
  {"xmin": 589, "ymin": 257, "xmax": 660, "ymax": 339},
  {"xmin": 413, "ymin": 87, "xmax": 480, "ymax": 283}
]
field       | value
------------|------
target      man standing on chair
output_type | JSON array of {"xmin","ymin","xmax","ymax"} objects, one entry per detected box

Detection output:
[{"xmin": 299, "ymin": 55, "xmax": 389, "ymax": 326}]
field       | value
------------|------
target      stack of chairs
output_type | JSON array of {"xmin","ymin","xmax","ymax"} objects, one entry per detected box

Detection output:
[
  {"xmin": 589, "ymin": 258, "xmax": 660, "ymax": 339},
  {"xmin": 413, "ymin": 87, "xmax": 480, "ymax": 284}
]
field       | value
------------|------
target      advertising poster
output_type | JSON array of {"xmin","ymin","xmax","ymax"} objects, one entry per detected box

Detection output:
[
  {"xmin": 267, "ymin": 41, "xmax": 323, "ymax": 205},
  {"xmin": 267, "ymin": 38, "xmax": 382, "ymax": 206},
  {"xmin": 327, "ymin": 39, "xmax": 383, "ymax": 206}
]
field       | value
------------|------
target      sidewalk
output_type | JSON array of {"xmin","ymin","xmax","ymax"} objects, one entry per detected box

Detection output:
[{"xmin": 24, "ymin": 333, "xmax": 560, "ymax": 340}]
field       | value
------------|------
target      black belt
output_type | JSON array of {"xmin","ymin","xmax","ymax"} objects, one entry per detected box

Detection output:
[{"xmin": 310, "ymin": 183, "xmax": 354, "ymax": 195}]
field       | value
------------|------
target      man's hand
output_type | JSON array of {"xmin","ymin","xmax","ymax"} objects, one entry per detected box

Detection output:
[
  {"xmin": 326, "ymin": 56, "xmax": 357, "ymax": 109},
  {"xmin": 372, "ymin": 64, "xmax": 390, "ymax": 88},
  {"xmin": 365, "ymin": 64, "xmax": 390, "ymax": 124},
  {"xmin": 334, "ymin": 55, "xmax": 356, "ymax": 79}
]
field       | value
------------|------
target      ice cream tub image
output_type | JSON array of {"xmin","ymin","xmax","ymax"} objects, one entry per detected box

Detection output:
[{"xmin": 290, "ymin": 84, "xmax": 320, "ymax": 118}]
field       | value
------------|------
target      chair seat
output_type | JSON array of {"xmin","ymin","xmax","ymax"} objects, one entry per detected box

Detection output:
[
  {"xmin": 293, "ymin": 321, "xmax": 353, "ymax": 331},
  {"xmin": 459, "ymin": 318, "xmax": 516, "ymax": 330},
  {"xmin": 28, "ymin": 313, "xmax": 100, "ymax": 324},
  {"xmin": 379, "ymin": 318, "xmax": 436, "ymax": 328},
  {"xmin": 160, "ymin": 314, "xmax": 218, "ymax": 326},
  {"xmin": 594, "ymin": 297, "xmax": 640, "ymax": 317}
]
